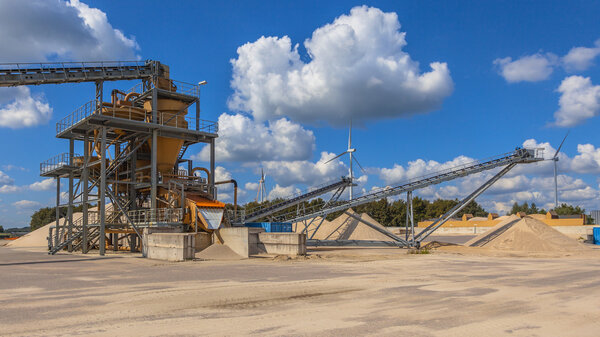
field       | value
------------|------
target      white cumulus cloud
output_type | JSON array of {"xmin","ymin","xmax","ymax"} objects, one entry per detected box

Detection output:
[
  {"xmin": 0, "ymin": 0, "xmax": 139, "ymax": 62},
  {"xmin": 194, "ymin": 113, "xmax": 315, "ymax": 162},
  {"xmin": 0, "ymin": 87, "xmax": 52, "ymax": 128},
  {"xmin": 0, "ymin": 170, "xmax": 13, "ymax": 186},
  {"xmin": 0, "ymin": 0, "xmax": 140, "ymax": 129},
  {"xmin": 228, "ymin": 6, "xmax": 453, "ymax": 126},
  {"xmin": 493, "ymin": 53, "xmax": 557, "ymax": 83},
  {"xmin": 29, "ymin": 178, "xmax": 56, "ymax": 191},
  {"xmin": 262, "ymin": 152, "xmax": 349, "ymax": 187},
  {"xmin": 553, "ymin": 75, "xmax": 600, "ymax": 127},
  {"xmin": 13, "ymin": 200, "xmax": 42, "ymax": 209},
  {"xmin": 562, "ymin": 39, "xmax": 600, "ymax": 72},
  {"xmin": 268, "ymin": 184, "xmax": 301, "ymax": 200}
]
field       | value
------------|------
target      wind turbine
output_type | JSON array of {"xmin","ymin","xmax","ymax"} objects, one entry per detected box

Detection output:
[
  {"xmin": 552, "ymin": 132, "xmax": 569, "ymax": 209},
  {"xmin": 324, "ymin": 120, "xmax": 365, "ymax": 200},
  {"xmin": 256, "ymin": 168, "xmax": 267, "ymax": 203}
]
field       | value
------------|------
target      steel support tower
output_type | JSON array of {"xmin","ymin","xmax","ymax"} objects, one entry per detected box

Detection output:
[{"xmin": 1, "ymin": 61, "xmax": 218, "ymax": 255}]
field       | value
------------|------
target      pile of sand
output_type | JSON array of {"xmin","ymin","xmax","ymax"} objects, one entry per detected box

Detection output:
[
  {"xmin": 196, "ymin": 243, "xmax": 244, "ymax": 260},
  {"xmin": 7, "ymin": 212, "xmax": 83, "ymax": 248},
  {"xmin": 297, "ymin": 209, "xmax": 393, "ymax": 241},
  {"xmin": 465, "ymin": 216, "xmax": 588, "ymax": 252},
  {"xmin": 468, "ymin": 217, "xmax": 488, "ymax": 222}
]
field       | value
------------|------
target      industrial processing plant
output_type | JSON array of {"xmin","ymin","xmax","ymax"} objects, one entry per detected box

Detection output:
[{"xmin": 1, "ymin": 2, "xmax": 600, "ymax": 336}]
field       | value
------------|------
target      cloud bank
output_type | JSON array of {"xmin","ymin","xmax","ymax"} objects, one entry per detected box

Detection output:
[{"xmin": 228, "ymin": 6, "xmax": 453, "ymax": 126}]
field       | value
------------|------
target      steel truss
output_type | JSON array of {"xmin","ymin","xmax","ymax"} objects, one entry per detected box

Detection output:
[
  {"xmin": 15, "ymin": 61, "xmax": 218, "ymax": 255},
  {"xmin": 276, "ymin": 148, "xmax": 544, "ymax": 248}
]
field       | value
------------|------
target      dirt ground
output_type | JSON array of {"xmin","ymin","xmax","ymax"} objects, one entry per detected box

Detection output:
[{"xmin": 2, "ymin": 245, "xmax": 600, "ymax": 336}]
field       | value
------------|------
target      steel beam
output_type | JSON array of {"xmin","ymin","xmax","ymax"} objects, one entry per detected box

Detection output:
[
  {"xmin": 151, "ymin": 88, "xmax": 158, "ymax": 209},
  {"xmin": 54, "ymin": 178, "xmax": 60, "ymax": 248},
  {"xmin": 99, "ymin": 126, "xmax": 107, "ymax": 256},
  {"xmin": 415, "ymin": 163, "xmax": 518, "ymax": 244},
  {"xmin": 67, "ymin": 139, "xmax": 74, "ymax": 252},
  {"xmin": 82, "ymin": 133, "xmax": 89, "ymax": 253}
]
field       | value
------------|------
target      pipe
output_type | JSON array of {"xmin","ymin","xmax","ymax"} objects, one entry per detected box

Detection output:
[
  {"xmin": 215, "ymin": 179, "xmax": 238, "ymax": 218},
  {"xmin": 124, "ymin": 92, "xmax": 140, "ymax": 102},
  {"xmin": 111, "ymin": 89, "xmax": 126, "ymax": 108},
  {"xmin": 191, "ymin": 167, "xmax": 210, "ymax": 182}
]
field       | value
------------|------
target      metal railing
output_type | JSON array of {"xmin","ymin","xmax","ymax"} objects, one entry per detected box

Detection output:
[
  {"xmin": 40, "ymin": 153, "xmax": 80, "ymax": 175},
  {"xmin": 124, "ymin": 77, "xmax": 202, "ymax": 98},
  {"xmin": 127, "ymin": 208, "xmax": 184, "ymax": 225},
  {"xmin": 56, "ymin": 100, "xmax": 99, "ymax": 134},
  {"xmin": 56, "ymin": 99, "xmax": 218, "ymax": 134}
]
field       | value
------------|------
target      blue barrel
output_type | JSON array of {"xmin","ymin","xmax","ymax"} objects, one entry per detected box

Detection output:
[
  {"xmin": 245, "ymin": 222, "xmax": 292, "ymax": 233},
  {"xmin": 594, "ymin": 227, "xmax": 600, "ymax": 245}
]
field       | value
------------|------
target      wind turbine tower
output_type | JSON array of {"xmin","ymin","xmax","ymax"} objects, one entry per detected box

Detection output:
[
  {"xmin": 256, "ymin": 168, "xmax": 267, "ymax": 203},
  {"xmin": 324, "ymin": 121, "xmax": 365, "ymax": 200}
]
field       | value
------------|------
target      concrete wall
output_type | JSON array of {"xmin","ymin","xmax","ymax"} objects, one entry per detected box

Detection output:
[
  {"xmin": 142, "ymin": 227, "xmax": 183, "ymax": 257},
  {"xmin": 145, "ymin": 233, "xmax": 195, "ymax": 261},
  {"xmin": 212, "ymin": 227, "xmax": 259, "ymax": 258},
  {"xmin": 214, "ymin": 227, "xmax": 306, "ymax": 257},
  {"xmin": 256, "ymin": 232, "xmax": 306, "ymax": 256}
]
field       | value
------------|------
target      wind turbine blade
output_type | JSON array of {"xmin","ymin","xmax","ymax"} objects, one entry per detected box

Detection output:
[
  {"xmin": 324, "ymin": 151, "xmax": 347, "ymax": 164},
  {"xmin": 352, "ymin": 154, "xmax": 366, "ymax": 173},
  {"xmin": 553, "ymin": 131, "xmax": 569, "ymax": 159}
]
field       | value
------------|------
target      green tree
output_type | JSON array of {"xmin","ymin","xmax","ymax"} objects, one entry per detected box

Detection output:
[
  {"xmin": 459, "ymin": 201, "xmax": 488, "ymax": 217},
  {"xmin": 0, "ymin": 225, "xmax": 4, "ymax": 233},
  {"xmin": 29, "ymin": 205, "xmax": 85, "ymax": 231},
  {"xmin": 552, "ymin": 203, "xmax": 585, "ymax": 215}
]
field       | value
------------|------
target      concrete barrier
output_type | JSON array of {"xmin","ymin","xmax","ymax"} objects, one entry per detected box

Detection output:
[
  {"xmin": 142, "ymin": 227, "xmax": 183, "ymax": 257},
  {"xmin": 145, "ymin": 233, "xmax": 195, "ymax": 261},
  {"xmin": 256, "ymin": 232, "xmax": 306, "ymax": 256},
  {"xmin": 214, "ymin": 227, "xmax": 306, "ymax": 257},
  {"xmin": 213, "ymin": 227, "xmax": 256, "ymax": 258}
]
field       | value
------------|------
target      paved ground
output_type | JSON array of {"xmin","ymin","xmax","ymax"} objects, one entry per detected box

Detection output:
[{"xmin": 2, "ymin": 246, "xmax": 600, "ymax": 336}]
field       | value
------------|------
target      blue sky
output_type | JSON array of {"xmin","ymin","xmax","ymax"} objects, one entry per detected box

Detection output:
[{"xmin": 1, "ymin": 0, "xmax": 599, "ymax": 228}]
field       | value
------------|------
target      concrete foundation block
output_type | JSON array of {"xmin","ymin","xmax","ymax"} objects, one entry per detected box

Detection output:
[
  {"xmin": 146, "ymin": 233, "xmax": 195, "ymax": 262},
  {"xmin": 256, "ymin": 232, "xmax": 306, "ymax": 256},
  {"xmin": 142, "ymin": 227, "xmax": 184, "ymax": 257}
]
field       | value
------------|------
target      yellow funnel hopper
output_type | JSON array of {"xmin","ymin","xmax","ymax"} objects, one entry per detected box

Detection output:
[{"xmin": 186, "ymin": 195, "xmax": 225, "ymax": 231}]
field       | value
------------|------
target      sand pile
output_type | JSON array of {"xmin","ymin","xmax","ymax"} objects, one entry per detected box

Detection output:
[
  {"xmin": 293, "ymin": 216, "xmax": 330, "ymax": 235},
  {"xmin": 465, "ymin": 216, "xmax": 588, "ymax": 252},
  {"xmin": 300, "ymin": 209, "xmax": 393, "ymax": 241},
  {"xmin": 7, "ymin": 212, "xmax": 84, "ymax": 248},
  {"xmin": 196, "ymin": 243, "xmax": 244, "ymax": 260}
]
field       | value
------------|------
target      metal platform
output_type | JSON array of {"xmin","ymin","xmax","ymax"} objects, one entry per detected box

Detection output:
[{"xmin": 40, "ymin": 153, "xmax": 80, "ymax": 177}]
